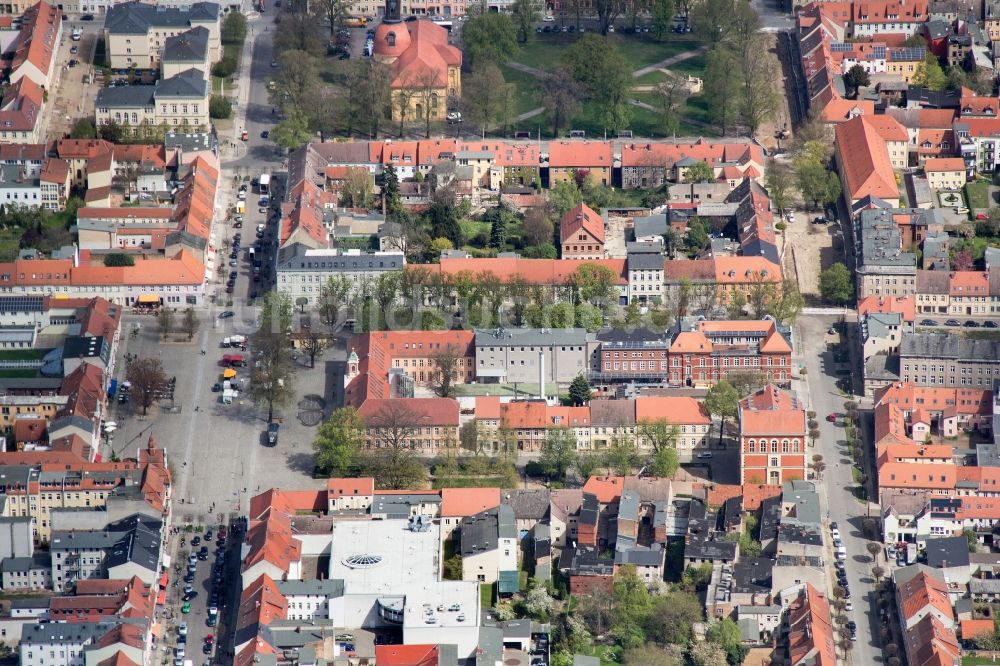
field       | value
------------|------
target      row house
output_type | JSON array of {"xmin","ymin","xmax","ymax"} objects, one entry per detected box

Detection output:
[
  {"xmin": 899, "ymin": 333, "xmax": 1000, "ymax": 389},
  {"xmin": 473, "ymin": 395, "xmax": 711, "ymax": 459},
  {"xmin": 850, "ymin": 0, "xmax": 930, "ymax": 37},
  {"xmin": 893, "ymin": 565, "xmax": 960, "ymax": 666},
  {"xmin": 619, "ymin": 141, "xmax": 764, "ymax": 190},
  {"xmin": 915, "ymin": 269, "xmax": 1000, "ymax": 318}
]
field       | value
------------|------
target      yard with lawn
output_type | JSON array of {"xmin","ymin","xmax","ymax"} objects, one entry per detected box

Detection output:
[
  {"xmin": 498, "ymin": 32, "xmax": 711, "ymax": 139},
  {"xmin": 965, "ymin": 180, "xmax": 991, "ymax": 210}
]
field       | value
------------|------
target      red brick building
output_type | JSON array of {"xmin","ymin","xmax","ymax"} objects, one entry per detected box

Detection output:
[
  {"xmin": 667, "ymin": 320, "xmax": 793, "ymax": 388},
  {"xmin": 739, "ymin": 385, "xmax": 807, "ymax": 485}
]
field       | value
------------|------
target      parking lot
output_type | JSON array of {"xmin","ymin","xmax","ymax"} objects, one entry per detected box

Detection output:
[{"xmin": 45, "ymin": 18, "xmax": 103, "ymax": 140}]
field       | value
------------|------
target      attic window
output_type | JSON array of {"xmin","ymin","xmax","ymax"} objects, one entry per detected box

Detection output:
[{"xmin": 387, "ymin": 32, "xmax": 396, "ymax": 46}]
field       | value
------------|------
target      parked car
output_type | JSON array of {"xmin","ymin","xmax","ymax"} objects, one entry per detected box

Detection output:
[
  {"xmin": 965, "ymin": 320, "xmax": 980, "ymax": 327},
  {"xmin": 945, "ymin": 319, "xmax": 961, "ymax": 326},
  {"xmin": 826, "ymin": 413, "xmax": 840, "ymax": 423},
  {"xmin": 919, "ymin": 319, "xmax": 938, "ymax": 326}
]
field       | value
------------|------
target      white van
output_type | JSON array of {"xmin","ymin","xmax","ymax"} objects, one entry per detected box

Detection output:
[
  {"xmin": 71, "ymin": 28, "xmax": 82, "ymax": 41},
  {"xmin": 835, "ymin": 546, "xmax": 847, "ymax": 562}
]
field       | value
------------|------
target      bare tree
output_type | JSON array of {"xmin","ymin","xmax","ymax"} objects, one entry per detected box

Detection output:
[
  {"xmin": 318, "ymin": 275, "xmax": 354, "ymax": 328},
  {"xmin": 431, "ymin": 345, "xmax": 463, "ymax": 398},
  {"xmin": 316, "ymin": 0, "xmax": 352, "ymax": 35},
  {"xmin": 413, "ymin": 69, "xmax": 443, "ymax": 139},
  {"xmin": 157, "ymin": 308, "xmax": 174, "ymax": 341},
  {"xmin": 299, "ymin": 325, "xmax": 328, "ymax": 368},
  {"xmin": 126, "ymin": 358, "xmax": 168, "ymax": 416},
  {"xmin": 362, "ymin": 402, "xmax": 427, "ymax": 489},
  {"xmin": 249, "ymin": 358, "xmax": 294, "ymax": 422},
  {"xmin": 539, "ymin": 65, "xmax": 583, "ymax": 137},
  {"xmin": 181, "ymin": 307, "xmax": 199, "ymax": 342}
]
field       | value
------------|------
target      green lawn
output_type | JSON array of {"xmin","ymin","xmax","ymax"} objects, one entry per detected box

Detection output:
[
  {"xmin": 574, "ymin": 644, "xmax": 624, "ymax": 666},
  {"xmin": 634, "ymin": 69, "xmax": 669, "ymax": 85},
  {"xmin": 480, "ymin": 582, "xmax": 494, "ymax": 609},
  {"xmin": 0, "ymin": 349, "xmax": 47, "ymax": 361},
  {"xmin": 962, "ymin": 657, "xmax": 1000, "ymax": 665},
  {"xmin": 512, "ymin": 32, "xmax": 701, "ymax": 74},
  {"xmin": 0, "ymin": 370, "xmax": 38, "ymax": 379},
  {"xmin": 499, "ymin": 64, "xmax": 543, "ymax": 116},
  {"xmin": 965, "ymin": 180, "xmax": 991, "ymax": 209},
  {"xmin": 670, "ymin": 53, "xmax": 707, "ymax": 78},
  {"xmin": 432, "ymin": 476, "xmax": 508, "ymax": 489}
]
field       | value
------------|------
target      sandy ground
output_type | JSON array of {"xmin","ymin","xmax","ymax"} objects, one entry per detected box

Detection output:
[
  {"xmin": 47, "ymin": 23, "xmax": 103, "ymax": 141},
  {"xmin": 754, "ymin": 34, "xmax": 793, "ymax": 151},
  {"xmin": 782, "ymin": 212, "xmax": 842, "ymax": 297},
  {"xmin": 604, "ymin": 215, "xmax": 632, "ymax": 258}
]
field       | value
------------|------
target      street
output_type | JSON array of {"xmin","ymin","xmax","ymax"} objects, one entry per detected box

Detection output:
[{"xmin": 797, "ymin": 314, "xmax": 880, "ymax": 665}]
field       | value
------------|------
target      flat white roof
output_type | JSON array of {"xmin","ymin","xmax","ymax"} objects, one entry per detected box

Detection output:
[{"xmin": 329, "ymin": 519, "xmax": 479, "ymax": 630}]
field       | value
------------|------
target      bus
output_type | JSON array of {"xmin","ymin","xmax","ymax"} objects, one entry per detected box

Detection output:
[{"xmin": 258, "ymin": 173, "xmax": 270, "ymax": 196}]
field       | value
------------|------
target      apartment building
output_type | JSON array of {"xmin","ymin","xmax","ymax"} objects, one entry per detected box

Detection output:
[
  {"xmin": 899, "ymin": 333, "xmax": 1000, "ymax": 388},
  {"xmin": 857, "ymin": 207, "xmax": 918, "ymax": 298},
  {"xmin": 276, "ymin": 245, "xmax": 405, "ymax": 306},
  {"xmin": 356, "ymin": 397, "xmax": 459, "ymax": 453},
  {"xmin": 49, "ymin": 513, "xmax": 161, "ymax": 592},
  {"xmin": 915, "ymin": 269, "xmax": 1000, "ymax": 318},
  {"xmin": 739, "ymin": 385, "xmax": 808, "ymax": 485},
  {"xmin": 475, "ymin": 327, "xmax": 589, "ymax": 386},
  {"xmin": 667, "ymin": 319, "xmax": 794, "ymax": 388},
  {"xmin": 103, "ymin": 2, "xmax": 220, "ymax": 70},
  {"xmin": 95, "ymin": 69, "xmax": 211, "ymax": 134}
]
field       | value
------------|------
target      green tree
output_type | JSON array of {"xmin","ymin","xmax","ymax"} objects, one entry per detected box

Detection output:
[
  {"xmin": 462, "ymin": 8, "xmax": 518, "ymax": 66},
  {"xmin": 313, "ymin": 407, "xmax": 365, "ymax": 476},
  {"xmin": 510, "ymin": 0, "xmax": 541, "ymax": 43},
  {"xmin": 273, "ymin": 8, "xmax": 325, "ymax": 56},
  {"xmin": 650, "ymin": 0, "xmax": 676, "ymax": 40},
  {"xmin": 221, "ymin": 11, "xmax": 248, "ymax": 44},
  {"xmin": 605, "ymin": 432, "xmax": 639, "ymax": 475},
  {"xmin": 524, "ymin": 584, "xmax": 554, "ymax": 620},
  {"xmin": 844, "ymin": 63, "xmax": 871, "ymax": 98},
  {"xmin": 703, "ymin": 46, "xmax": 740, "ymax": 136},
  {"xmin": 765, "ymin": 157, "xmax": 794, "ymax": 214},
  {"xmin": 611, "ymin": 565, "xmax": 652, "ymax": 649},
  {"xmin": 549, "ymin": 180, "xmax": 584, "ymax": 218},
  {"xmin": 70, "ymin": 118, "xmax": 97, "ymax": 139},
  {"xmin": 795, "ymin": 159, "xmax": 841, "ymax": 209},
  {"xmin": 643, "ymin": 591, "xmax": 702, "ymax": 646},
  {"xmin": 575, "ymin": 303, "xmax": 604, "ymax": 332},
  {"xmin": 318, "ymin": 275, "xmax": 353, "ymax": 327},
  {"xmin": 103, "ymin": 253, "xmax": 134, "ymax": 267},
  {"xmin": 209, "ymin": 95, "xmax": 232, "ymax": 119},
  {"xmin": 382, "ymin": 164, "xmax": 403, "ymax": 220},
  {"xmin": 914, "ymin": 51, "xmax": 947, "ymax": 91},
  {"xmin": 271, "ymin": 112, "xmax": 312, "ymax": 150},
  {"xmin": 704, "ymin": 380, "xmax": 739, "ymax": 443},
  {"xmin": 685, "ymin": 218, "xmax": 710, "ymax": 255},
  {"xmin": 463, "ymin": 62, "xmax": 509, "ymax": 134},
  {"xmin": 568, "ymin": 263, "xmax": 617, "ymax": 308},
  {"xmin": 706, "ymin": 617, "xmax": 748, "ymax": 664},
  {"xmin": 249, "ymin": 358, "xmax": 294, "ymax": 422},
  {"xmin": 569, "ymin": 374, "xmax": 591, "ymax": 406},
  {"xmin": 684, "ymin": 161, "xmax": 716, "ymax": 184},
  {"xmin": 563, "ymin": 36, "xmax": 632, "ymax": 132},
  {"xmin": 540, "ymin": 427, "xmax": 578, "ymax": 481},
  {"xmin": 819, "ymin": 263, "xmax": 853, "ymax": 305}
]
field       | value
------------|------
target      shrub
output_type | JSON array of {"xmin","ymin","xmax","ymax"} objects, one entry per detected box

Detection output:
[
  {"xmin": 212, "ymin": 55, "xmax": 237, "ymax": 78},
  {"xmin": 209, "ymin": 96, "xmax": 232, "ymax": 119},
  {"xmin": 103, "ymin": 253, "xmax": 135, "ymax": 267}
]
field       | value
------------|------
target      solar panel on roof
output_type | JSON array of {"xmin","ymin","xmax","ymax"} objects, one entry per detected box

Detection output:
[
  {"xmin": 0, "ymin": 296, "xmax": 43, "ymax": 313},
  {"xmin": 889, "ymin": 47, "xmax": 924, "ymax": 60},
  {"xmin": 830, "ymin": 42, "xmax": 854, "ymax": 51},
  {"xmin": 872, "ymin": 46, "xmax": 886, "ymax": 59}
]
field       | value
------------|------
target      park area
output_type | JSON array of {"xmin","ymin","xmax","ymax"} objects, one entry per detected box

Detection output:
[{"xmin": 497, "ymin": 31, "xmax": 716, "ymax": 138}]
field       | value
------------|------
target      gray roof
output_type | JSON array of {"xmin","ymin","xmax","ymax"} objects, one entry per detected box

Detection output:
[
  {"xmin": 627, "ymin": 240, "xmax": 664, "ymax": 254},
  {"xmin": 478, "ymin": 626, "xmax": 504, "ymax": 665},
  {"xmin": 106, "ymin": 518, "xmax": 161, "ymax": 573},
  {"xmin": 498, "ymin": 503, "xmax": 516, "ymax": 540},
  {"xmin": 20, "ymin": 621, "xmax": 116, "ymax": 644},
  {"xmin": 276, "ymin": 243, "xmax": 404, "ymax": 273},
  {"xmin": 865, "ymin": 353, "xmax": 900, "ymax": 382},
  {"xmin": 154, "ymin": 68, "xmax": 209, "ymax": 98},
  {"xmin": 614, "ymin": 543, "xmax": 664, "ymax": 566},
  {"xmin": 632, "ymin": 213, "xmax": 668, "ymax": 239},
  {"xmin": 900, "ymin": 332, "xmax": 1000, "ymax": 362},
  {"xmin": 474, "ymin": 327, "xmax": 589, "ymax": 347},
  {"xmin": 163, "ymin": 26, "xmax": 209, "ymax": 63},
  {"xmin": 924, "ymin": 535, "xmax": 971, "ymax": 569},
  {"xmin": 276, "ymin": 579, "xmax": 344, "ymax": 597},
  {"xmin": 461, "ymin": 508, "xmax": 500, "ymax": 556},
  {"xmin": 589, "ymin": 398, "xmax": 637, "ymax": 426},
  {"xmin": 95, "ymin": 85, "xmax": 154, "ymax": 109},
  {"xmin": 502, "ymin": 489, "xmax": 550, "ymax": 521},
  {"xmin": 863, "ymin": 312, "xmax": 903, "ymax": 340},
  {"xmin": 105, "ymin": 1, "xmax": 219, "ymax": 34},
  {"xmin": 1, "ymin": 552, "xmax": 50, "ymax": 572},
  {"xmin": 985, "ymin": 246, "xmax": 1000, "ymax": 270},
  {"xmin": 781, "ymin": 480, "xmax": 821, "ymax": 526},
  {"xmin": 0, "ymin": 164, "xmax": 39, "ymax": 189},
  {"xmin": 733, "ymin": 557, "xmax": 773, "ymax": 593},
  {"xmin": 859, "ymin": 208, "xmax": 918, "ymax": 271},
  {"xmin": 627, "ymin": 252, "xmax": 665, "ymax": 271}
]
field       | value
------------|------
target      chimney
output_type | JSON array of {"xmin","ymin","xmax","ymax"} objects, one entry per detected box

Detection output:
[{"xmin": 539, "ymin": 351, "xmax": 545, "ymax": 401}]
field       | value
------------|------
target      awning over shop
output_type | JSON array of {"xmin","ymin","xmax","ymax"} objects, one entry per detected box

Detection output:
[
  {"xmin": 156, "ymin": 589, "xmax": 166, "ymax": 606},
  {"xmin": 223, "ymin": 368, "xmax": 237, "ymax": 379},
  {"xmin": 137, "ymin": 294, "xmax": 161, "ymax": 304},
  {"xmin": 159, "ymin": 572, "xmax": 168, "ymax": 588}
]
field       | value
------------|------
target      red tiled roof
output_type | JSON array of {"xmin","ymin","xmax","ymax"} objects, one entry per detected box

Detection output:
[
  {"xmin": 924, "ymin": 157, "xmax": 965, "ymax": 172},
  {"xmin": 424, "ymin": 257, "xmax": 628, "ymax": 286},
  {"xmin": 548, "ymin": 141, "xmax": 613, "ymax": 168},
  {"xmin": 634, "ymin": 396, "xmax": 709, "ymax": 424},
  {"xmin": 560, "ymin": 203, "xmax": 605, "ymax": 245},
  {"xmin": 739, "ymin": 385, "xmax": 806, "ymax": 437},
  {"xmin": 582, "ymin": 475, "xmax": 629, "ymax": 504},
  {"xmin": 440, "ymin": 487, "xmax": 500, "ymax": 517},
  {"xmin": 835, "ymin": 116, "xmax": 899, "ymax": 201},
  {"xmin": 375, "ymin": 645, "xmax": 441, "ymax": 666},
  {"xmin": 385, "ymin": 20, "xmax": 461, "ymax": 89}
]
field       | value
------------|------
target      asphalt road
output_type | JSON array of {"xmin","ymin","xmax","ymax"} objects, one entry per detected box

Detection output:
[{"xmin": 798, "ymin": 315, "xmax": 880, "ymax": 665}]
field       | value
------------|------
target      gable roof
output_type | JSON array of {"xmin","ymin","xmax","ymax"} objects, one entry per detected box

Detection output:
[
  {"xmin": 560, "ymin": 203, "xmax": 605, "ymax": 245},
  {"xmin": 835, "ymin": 116, "xmax": 899, "ymax": 201}
]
